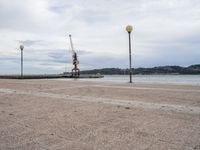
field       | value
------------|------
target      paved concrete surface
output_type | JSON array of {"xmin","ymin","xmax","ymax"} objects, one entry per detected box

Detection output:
[{"xmin": 0, "ymin": 79, "xmax": 200, "ymax": 150}]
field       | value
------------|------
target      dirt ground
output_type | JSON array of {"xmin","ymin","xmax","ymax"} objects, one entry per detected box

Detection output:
[{"xmin": 0, "ymin": 79, "xmax": 200, "ymax": 150}]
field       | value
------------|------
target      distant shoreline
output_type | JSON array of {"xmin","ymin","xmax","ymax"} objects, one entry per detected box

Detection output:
[
  {"xmin": 1, "ymin": 64, "xmax": 200, "ymax": 76},
  {"xmin": 80, "ymin": 64, "xmax": 200, "ymax": 75}
]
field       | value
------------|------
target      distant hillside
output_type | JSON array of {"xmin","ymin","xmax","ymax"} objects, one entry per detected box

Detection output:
[{"xmin": 80, "ymin": 64, "xmax": 200, "ymax": 75}]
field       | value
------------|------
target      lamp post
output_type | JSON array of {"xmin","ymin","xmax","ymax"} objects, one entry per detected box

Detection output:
[
  {"xmin": 19, "ymin": 45, "xmax": 24, "ymax": 77},
  {"xmin": 126, "ymin": 25, "xmax": 133, "ymax": 83}
]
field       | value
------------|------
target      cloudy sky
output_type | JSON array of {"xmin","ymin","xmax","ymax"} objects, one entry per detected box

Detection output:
[{"xmin": 0, "ymin": 0, "xmax": 200, "ymax": 74}]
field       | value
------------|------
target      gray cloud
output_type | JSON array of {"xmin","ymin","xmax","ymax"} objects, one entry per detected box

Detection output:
[
  {"xmin": 18, "ymin": 40, "xmax": 43, "ymax": 47},
  {"xmin": 48, "ymin": 1, "xmax": 72, "ymax": 13}
]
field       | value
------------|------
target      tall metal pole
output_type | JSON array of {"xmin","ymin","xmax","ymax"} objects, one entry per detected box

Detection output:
[
  {"xmin": 126, "ymin": 25, "xmax": 133, "ymax": 83},
  {"xmin": 20, "ymin": 45, "xmax": 24, "ymax": 77},
  {"xmin": 21, "ymin": 49, "xmax": 23, "ymax": 77},
  {"xmin": 128, "ymin": 32, "xmax": 132, "ymax": 83}
]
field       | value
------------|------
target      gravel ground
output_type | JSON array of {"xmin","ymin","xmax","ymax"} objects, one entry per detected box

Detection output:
[{"xmin": 0, "ymin": 79, "xmax": 200, "ymax": 150}]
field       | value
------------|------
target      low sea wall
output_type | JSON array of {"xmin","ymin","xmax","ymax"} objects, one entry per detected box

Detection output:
[{"xmin": 0, "ymin": 74, "xmax": 104, "ymax": 79}]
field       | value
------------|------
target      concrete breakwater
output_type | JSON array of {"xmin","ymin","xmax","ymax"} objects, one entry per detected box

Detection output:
[{"xmin": 0, "ymin": 74, "xmax": 104, "ymax": 79}]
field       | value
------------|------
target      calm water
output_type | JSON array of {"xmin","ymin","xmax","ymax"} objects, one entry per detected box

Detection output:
[{"xmin": 78, "ymin": 75, "xmax": 200, "ymax": 85}]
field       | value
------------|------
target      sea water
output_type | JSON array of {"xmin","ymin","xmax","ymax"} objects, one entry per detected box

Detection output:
[{"xmin": 78, "ymin": 75, "xmax": 200, "ymax": 85}]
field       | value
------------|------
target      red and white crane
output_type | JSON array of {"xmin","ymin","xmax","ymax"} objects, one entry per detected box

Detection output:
[{"xmin": 69, "ymin": 34, "xmax": 80, "ymax": 77}]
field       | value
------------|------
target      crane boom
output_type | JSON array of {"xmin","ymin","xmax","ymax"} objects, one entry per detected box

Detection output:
[{"xmin": 69, "ymin": 34, "xmax": 75, "ymax": 54}]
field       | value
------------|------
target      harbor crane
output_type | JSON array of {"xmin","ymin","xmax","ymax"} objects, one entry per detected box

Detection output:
[{"xmin": 69, "ymin": 34, "xmax": 80, "ymax": 77}]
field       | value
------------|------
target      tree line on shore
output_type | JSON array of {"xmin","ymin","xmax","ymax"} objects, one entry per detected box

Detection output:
[{"xmin": 80, "ymin": 64, "xmax": 200, "ymax": 75}]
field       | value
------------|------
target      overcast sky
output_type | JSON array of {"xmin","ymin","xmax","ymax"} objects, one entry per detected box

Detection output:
[{"xmin": 0, "ymin": 0, "xmax": 200, "ymax": 74}]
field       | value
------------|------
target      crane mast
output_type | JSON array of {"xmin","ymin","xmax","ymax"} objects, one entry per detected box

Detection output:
[{"xmin": 69, "ymin": 34, "xmax": 80, "ymax": 77}]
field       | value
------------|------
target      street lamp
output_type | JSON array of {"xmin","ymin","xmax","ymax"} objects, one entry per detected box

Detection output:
[
  {"xmin": 126, "ymin": 25, "xmax": 133, "ymax": 83},
  {"xmin": 19, "ymin": 45, "xmax": 24, "ymax": 77}
]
